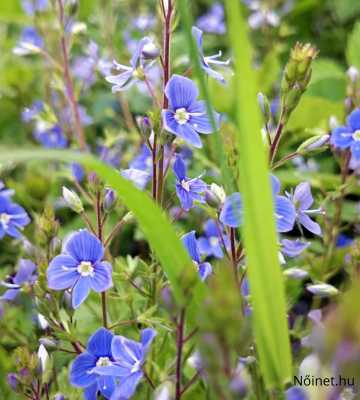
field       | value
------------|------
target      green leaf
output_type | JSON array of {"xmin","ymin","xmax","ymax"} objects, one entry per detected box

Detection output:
[
  {"xmin": 225, "ymin": 0, "xmax": 292, "ymax": 389},
  {"xmin": 346, "ymin": 21, "xmax": 360, "ymax": 70},
  {"xmin": 0, "ymin": 149, "xmax": 204, "ymax": 308},
  {"xmin": 332, "ymin": 0, "xmax": 360, "ymax": 22}
]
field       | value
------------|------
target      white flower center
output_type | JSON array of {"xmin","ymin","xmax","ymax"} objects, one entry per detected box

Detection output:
[
  {"xmin": 209, "ymin": 236, "xmax": 219, "ymax": 247},
  {"xmin": 132, "ymin": 67, "xmax": 145, "ymax": 80},
  {"xmin": 181, "ymin": 179, "xmax": 190, "ymax": 192},
  {"xmin": 353, "ymin": 130, "xmax": 360, "ymax": 141},
  {"xmin": 130, "ymin": 360, "xmax": 141, "ymax": 373},
  {"xmin": 77, "ymin": 261, "xmax": 94, "ymax": 277},
  {"xmin": 0, "ymin": 213, "xmax": 10, "ymax": 228},
  {"xmin": 174, "ymin": 108, "xmax": 190, "ymax": 125},
  {"xmin": 96, "ymin": 356, "xmax": 111, "ymax": 367}
]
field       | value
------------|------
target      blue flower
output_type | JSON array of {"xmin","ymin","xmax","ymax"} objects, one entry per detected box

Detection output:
[
  {"xmin": 13, "ymin": 27, "xmax": 44, "ymax": 56},
  {"xmin": 0, "ymin": 259, "xmax": 37, "ymax": 302},
  {"xmin": 336, "ymin": 233, "xmax": 353, "ymax": 248},
  {"xmin": 196, "ymin": 3, "xmax": 226, "ymax": 35},
  {"xmin": 182, "ymin": 231, "xmax": 212, "ymax": 281},
  {"xmin": 0, "ymin": 196, "xmax": 30, "ymax": 239},
  {"xmin": 173, "ymin": 156, "xmax": 207, "ymax": 211},
  {"xmin": 21, "ymin": 0, "xmax": 48, "ymax": 16},
  {"xmin": 288, "ymin": 182, "xmax": 322, "ymax": 236},
  {"xmin": 192, "ymin": 26, "xmax": 230, "ymax": 84},
  {"xmin": 71, "ymin": 163, "xmax": 85, "ymax": 183},
  {"xmin": 47, "ymin": 230, "xmax": 112, "ymax": 308},
  {"xmin": 129, "ymin": 144, "xmax": 152, "ymax": 171},
  {"xmin": 121, "ymin": 169, "xmax": 150, "ymax": 190},
  {"xmin": 0, "ymin": 181, "xmax": 14, "ymax": 198},
  {"xmin": 70, "ymin": 328, "xmax": 116, "ymax": 400},
  {"xmin": 198, "ymin": 219, "xmax": 229, "ymax": 259},
  {"xmin": 162, "ymin": 75, "xmax": 220, "ymax": 148},
  {"xmin": 106, "ymin": 37, "xmax": 154, "ymax": 92},
  {"xmin": 97, "ymin": 144, "xmax": 122, "ymax": 168},
  {"xmin": 21, "ymin": 100, "xmax": 44, "ymax": 123},
  {"xmin": 280, "ymin": 239, "xmax": 310, "ymax": 258},
  {"xmin": 245, "ymin": 1, "xmax": 280, "ymax": 30},
  {"xmin": 93, "ymin": 328, "xmax": 156, "ymax": 400},
  {"xmin": 220, "ymin": 176, "xmax": 296, "ymax": 232},
  {"xmin": 33, "ymin": 124, "xmax": 68, "ymax": 148},
  {"xmin": 331, "ymin": 108, "xmax": 360, "ymax": 160}
]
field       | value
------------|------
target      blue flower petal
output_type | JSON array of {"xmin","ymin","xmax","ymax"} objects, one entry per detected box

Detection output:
[
  {"xmin": 47, "ymin": 255, "xmax": 79, "ymax": 290},
  {"xmin": 330, "ymin": 126, "xmax": 353, "ymax": 149},
  {"xmin": 299, "ymin": 213, "xmax": 322, "ymax": 236},
  {"xmin": 93, "ymin": 364, "xmax": 131, "ymax": 377},
  {"xmin": 72, "ymin": 277, "xmax": 91, "ymax": 308},
  {"xmin": 176, "ymin": 185, "xmax": 193, "ymax": 211},
  {"xmin": 189, "ymin": 100, "xmax": 220, "ymax": 133},
  {"xmin": 198, "ymin": 262, "xmax": 212, "ymax": 280},
  {"xmin": 182, "ymin": 231, "xmax": 201, "ymax": 263},
  {"xmin": 165, "ymin": 75, "xmax": 198, "ymax": 110},
  {"xmin": 347, "ymin": 108, "xmax": 360, "ymax": 131},
  {"xmin": 65, "ymin": 230, "xmax": 104, "ymax": 264},
  {"xmin": 351, "ymin": 140, "xmax": 360, "ymax": 160},
  {"xmin": 98, "ymin": 376, "xmax": 116, "ymax": 399},
  {"xmin": 110, "ymin": 371, "xmax": 143, "ymax": 400},
  {"xmin": 0, "ymin": 288, "xmax": 20, "ymax": 301},
  {"xmin": 140, "ymin": 328, "xmax": 157, "ymax": 353},
  {"xmin": 286, "ymin": 386, "xmax": 309, "ymax": 400},
  {"xmin": 176, "ymin": 123, "xmax": 203, "ymax": 148},
  {"xmin": 87, "ymin": 328, "xmax": 113, "ymax": 358},
  {"xmin": 281, "ymin": 239, "xmax": 310, "ymax": 257},
  {"xmin": 90, "ymin": 262, "xmax": 113, "ymax": 293},
  {"xmin": 111, "ymin": 336, "xmax": 142, "ymax": 365},
  {"xmin": 83, "ymin": 383, "xmax": 98, "ymax": 400},
  {"xmin": 293, "ymin": 182, "xmax": 313, "ymax": 210},
  {"xmin": 173, "ymin": 156, "xmax": 187, "ymax": 181},
  {"xmin": 70, "ymin": 353, "xmax": 97, "ymax": 388},
  {"xmin": 219, "ymin": 192, "xmax": 242, "ymax": 228},
  {"xmin": 14, "ymin": 259, "xmax": 36, "ymax": 285},
  {"xmin": 275, "ymin": 196, "xmax": 296, "ymax": 233}
]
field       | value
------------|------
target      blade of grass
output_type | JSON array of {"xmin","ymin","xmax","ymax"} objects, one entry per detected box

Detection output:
[
  {"xmin": 177, "ymin": 0, "xmax": 235, "ymax": 193},
  {"xmin": 224, "ymin": 0, "xmax": 292, "ymax": 389},
  {"xmin": 0, "ymin": 149, "xmax": 205, "ymax": 309}
]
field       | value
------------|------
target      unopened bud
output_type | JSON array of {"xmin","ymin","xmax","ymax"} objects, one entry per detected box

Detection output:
[
  {"xmin": 37, "ymin": 344, "xmax": 49, "ymax": 373},
  {"xmin": 205, "ymin": 183, "xmax": 226, "ymax": 208},
  {"xmin": 103, "ymin": 188, "xmax": 116, "ymax": 212},
  {"xmin": 257, "ymin": 92, "xmax": 271, "ymax": 122},
  {"xmin": 62, "ymin": 187, "xmax": 83, "ymax": 213},
  {"xmin": 142, "ymin": 40, "xmax": 160, "ymax": 59},
  {"xmin": 329, "ymin": 115, "xmax": 339, "ymax": 130},
  {"xmin": 297, "ymin": 134, "xmax": 329, "ymax": 152}
]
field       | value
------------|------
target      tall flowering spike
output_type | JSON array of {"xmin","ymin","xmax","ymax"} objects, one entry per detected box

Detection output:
[
  {"xmin": 93, "ymin": 328, "xmax": 157, "ymax": 400},
  {"xmin": 105, "ymin": 37, "xmax": 154, "ymax": 92},
  {"xmin": 173, "ymin": 156, "xmax": 207, "ymax": 211},
  {"xmin": 289, "ymin": 182, "xmax": 322, "ymax": 236},
  {"xmin": 331, "ymin": 108, "xmax": 360, "ymax": 160},
  {"xmin": 192, "ymin": 26, "xmax": 230, "ymax": 84},
  {"xmin": 162, "ymin": 75, "xmax": 220, "ymax": 148},
  {"xmin": 70, "ymin": 328, "xmax": 116, "ymax": 399},
  {"xmin": 0, "ymin": 196, "xmax": 30, "ymax": 239},
  {"xmin": 182, "ymin": 231, "xmax": 212, "ymax": 281},
  {"xmin": 47, "ymin": 230, "xmax": 112, "ymax": 308}
]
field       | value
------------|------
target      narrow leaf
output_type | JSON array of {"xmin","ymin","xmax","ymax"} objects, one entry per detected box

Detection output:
[{"xmin": 224, "ymin": 1, "xmax": 292, "ymax": 388}]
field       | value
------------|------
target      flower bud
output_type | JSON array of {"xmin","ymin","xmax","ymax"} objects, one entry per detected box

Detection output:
[
  {"xmin": 205, "ymin": 183, "xmax": 226, "ymax": 208},
  {"xmin": 62, "ymin": 186, "xmax": 83, "ymax": 213},
  {"xmin": 37, "ymin": 344, "xmax": 49, "ymax": 373},
  {"xmin": 142, "ymin": 40, "xmax": 160, "ymax": 59},
  {"xmin": 7, "ymin": 373, "xmax": 18, "ymax": 391},
  {"xmin": 257, "ymin": 92, "xmax": 271, "ymax": 122},
  {"xmin": 297, "ymin": 134, "xmax": 329, "ymax": 152},
  {"xmin": 103, "ymin": 188, "xmax": 116, "ymax": 212}
]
